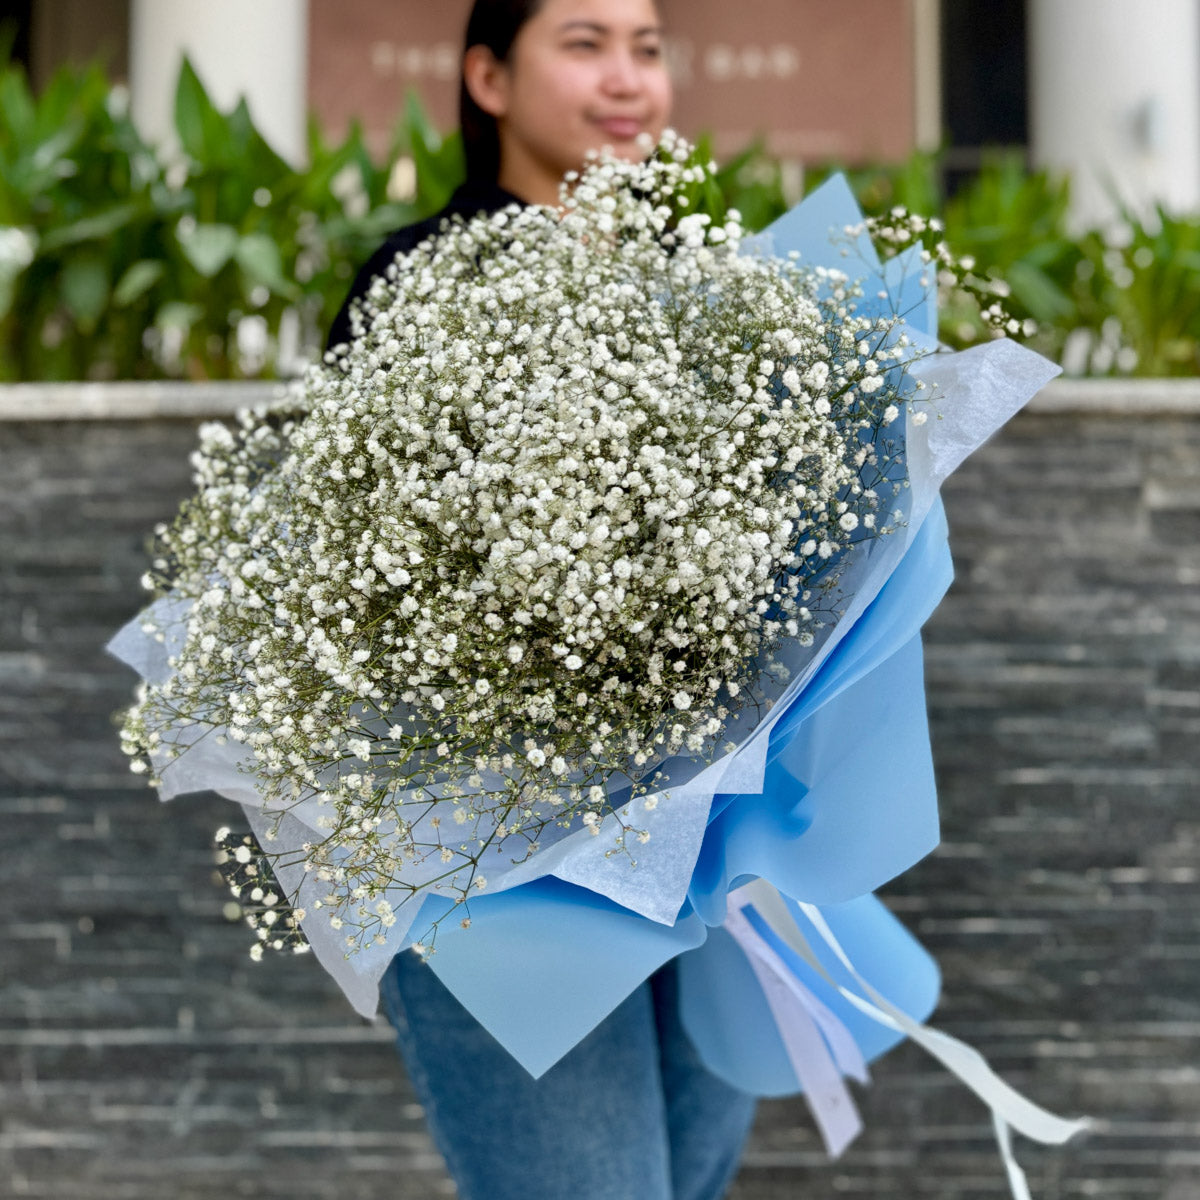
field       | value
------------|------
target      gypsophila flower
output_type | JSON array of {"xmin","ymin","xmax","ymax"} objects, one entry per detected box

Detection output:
[
  {"xmin": 120, "ymin": 133, "xmax": 931, "ymax": 954},
  {"xmin": 214, "ymin": 828, "xmax": 309, "ymax": 955},
  {"xmin": 862, "ymin": 207, "xmax": 1028, "ymax": 343}
]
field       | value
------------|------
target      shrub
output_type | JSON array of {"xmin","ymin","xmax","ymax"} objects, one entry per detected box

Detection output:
[{"xmin": 2, "ymin": 52, "xmax": 1195, "ymax": 380}]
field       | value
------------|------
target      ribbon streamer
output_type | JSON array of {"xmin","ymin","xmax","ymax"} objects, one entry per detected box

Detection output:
[
  {"xmin": 724, "ymin": 903, "xmax": 867, "ymax": 1157},
  {"xmin": 729, "ymin": 880, "xmax": 1091, "ymax": 1199}
]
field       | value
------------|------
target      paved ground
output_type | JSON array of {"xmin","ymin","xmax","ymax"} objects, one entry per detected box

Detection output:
[{"xmin": 1, "ymin": 411, "xmax": 1198, "ymax": 1199}]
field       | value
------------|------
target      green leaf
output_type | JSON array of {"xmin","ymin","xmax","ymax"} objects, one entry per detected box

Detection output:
[
  {"xmin": 113, "ymin": 259, "xmax": 165, "ymax": 307},
  {"xmin": 0, "ymin": 272, "xmax": 14, "ymax": 321},
  {"xmin": 405, "ymin": 93, "xmax": 465, "ymax": 217},
  {"xmin": 403, "ymin": 90, "xmax": 442, "ymax": 155},
  {"xmin": 35, "ymin": 59, "xmax": 107, "ymax": 140},
  {"xmin": 39, "ymin": 202, "xmax": 139, "ymax": 252},
  {"xmin": 235, "ymin": 232, "xmax": 299, "ymax": 299},
  {"xmin": 1004, "ymin": 260, "xmax": 1077, "ymax": 324},
  {"xmin": 0, "ymin": 67, "xmax": 36, "ymax": 147},
  {"xmin": 155, "ymin": 300, "xmax": 205, "ymax": 330},
  {"xmin": 228, "ymin": 97, "xmax": 289, "ymax": 180},
  {"xmin": 60, "ymin": 256, "xmax": 110, "ymax": 329},
  {"xmin": 178, "ymin": 221, "xmax": 238, "ymax": 276},
  {"xmin": 174, "ymin": 56, "xmax": 228, "ymax": 165},
  {"xmin": 28, "ymin": 120, "xmax": 85, "ymax": 177}
]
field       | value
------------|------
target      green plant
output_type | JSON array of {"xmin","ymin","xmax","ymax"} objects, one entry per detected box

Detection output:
[
  {"xmin": 811, "ymin": 148, "xmax": 945, "ymax": 220},
  {"xmin": 0, "ymin": 56, "xmax": 158, "ymax": 379},
  {"xmin": 937, "ymin": 154, "xmax": 1083, "ymax": 359},
  {"xmin": 4, "ymin": 48, "xmax": 1198, "ymax": 381},
  {"xmin": 1072, "ymin": 203, "xmax": 1200, "ymax": 376},
  {"xmin": 0, "ymin": 53, "xmax": 463, "ymax": 382}
]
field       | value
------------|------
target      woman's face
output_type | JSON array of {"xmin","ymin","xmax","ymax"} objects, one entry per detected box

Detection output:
[{"xmin": 474, "ymin": 0, "xmax": 673, "ymax": 204}]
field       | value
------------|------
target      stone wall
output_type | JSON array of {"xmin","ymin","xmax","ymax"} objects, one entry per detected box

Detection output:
[{"xmin": 1, "ymin": 410, "xmax": 1197, "ymax": 1199}]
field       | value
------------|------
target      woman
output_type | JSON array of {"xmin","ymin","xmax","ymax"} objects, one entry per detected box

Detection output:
[
  {"xmin": 326, "ymin": 4, "xmax": 760, "ymax": 1199},
  {"xmin": 326, "ymin": 0, "xmax": 672, "ymax": 350}
]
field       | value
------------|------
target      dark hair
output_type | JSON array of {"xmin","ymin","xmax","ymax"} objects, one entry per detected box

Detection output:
[{"xmin": 460, "ymin": 0, "xmax": 546, "ymax": 182}]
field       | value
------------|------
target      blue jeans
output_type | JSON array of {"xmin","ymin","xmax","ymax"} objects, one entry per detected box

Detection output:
[{"xmin": 380, "ymin": 950, "xmax": 758, "ymax": 1200}]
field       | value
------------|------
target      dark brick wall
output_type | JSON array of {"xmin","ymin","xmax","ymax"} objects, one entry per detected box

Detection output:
[{"xmin": 1, "ymin": 414, "xmax": 1197, "ymax": 1199}]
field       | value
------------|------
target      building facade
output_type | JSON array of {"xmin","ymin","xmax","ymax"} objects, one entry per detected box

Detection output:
[{"xmin": 305, "ymin": 0, "xmax": 935, "ymax": 163}]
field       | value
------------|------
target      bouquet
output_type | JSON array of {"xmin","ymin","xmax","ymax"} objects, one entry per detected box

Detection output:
[
  {"xmin": 118, "ymin": 137, "xmax": 923, "ymax": 945},
  {"xmin": 111, "ymin": 136, "xmax": 1087, "ymax": 1191}
]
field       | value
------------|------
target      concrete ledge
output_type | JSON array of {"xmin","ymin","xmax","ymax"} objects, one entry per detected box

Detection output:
[
  {"xmin": 0, "ymin": 380, "xmax": 284, "ymax": 421},
  {"xmin": 2, "ymin": 375, "xmax": 1200, "ymax": 421},
  {"xmin": 1026, "ymin": 376, "xmax": 1200, "ymax": 414}
]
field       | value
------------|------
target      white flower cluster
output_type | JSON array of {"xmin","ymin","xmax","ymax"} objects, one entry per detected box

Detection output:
[
  {"xmin": 862, "ymin": 206, "xmax": 1035, "ymax": 341},
  {"xmin": 120, "ymin": 134, "xmax": 916, "ymax": 949},
  {"xmin": 213, "ymin": 826, "xmax": 309, "ymax": 957}
]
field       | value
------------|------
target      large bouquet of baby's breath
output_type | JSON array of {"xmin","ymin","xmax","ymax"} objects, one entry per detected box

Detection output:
[{"xmin": 120, "ymin": 135, "xmax": 919, "ymax": 949}]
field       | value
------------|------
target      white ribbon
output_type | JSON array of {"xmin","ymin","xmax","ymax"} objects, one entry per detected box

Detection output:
[
  {"xmin": 724, "ymin": 903, "xmax": 867, "ymax": 1157},
  {"xmin": 724, "ymin": 880, "xmax": 1091, "ymax": 1198}
]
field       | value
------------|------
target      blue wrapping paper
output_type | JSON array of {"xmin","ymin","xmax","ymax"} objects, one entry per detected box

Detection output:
[
  {"xmin": 423, "ymin": 502, "xmax": 952, "ymax": 1083},
  {"xmin": 416, "ymin": 178, "xmax": 959, "ymax": 1084}
]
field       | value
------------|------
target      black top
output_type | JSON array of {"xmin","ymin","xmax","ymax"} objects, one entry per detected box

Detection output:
[{"xmin": 325, "ymin": 178, "xmax": 526, "ymax": 354}]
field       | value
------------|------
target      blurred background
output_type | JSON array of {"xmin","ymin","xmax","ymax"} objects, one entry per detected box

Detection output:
[
  {"xmin": 4, "ymin": 0, "xmax": 1200, "ymax": 380},
  {"xmin": 2, "ymin": 3, "xmax": 1199, "ymax": 1199}
]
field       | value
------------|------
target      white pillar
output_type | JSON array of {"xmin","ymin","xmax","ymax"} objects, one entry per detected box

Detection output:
[
  {"xmin": 1029, "ymin": 0, "xmax": 1200, "ymax": 228},
  {"xmin": 912, "ymin": 0, "xmax": 942, "ymax": 153},
  {"xmin": 130, "ymin": 0, "xmax": 309, "ymax": 166}
]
